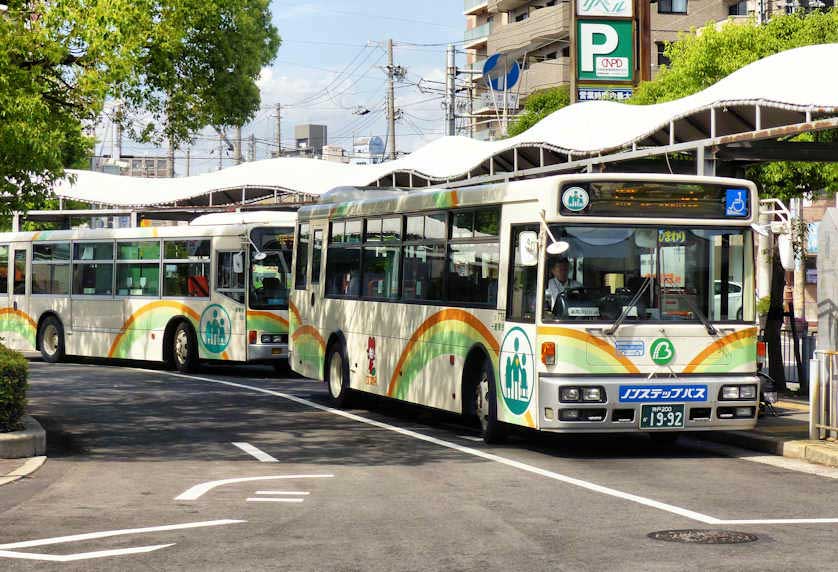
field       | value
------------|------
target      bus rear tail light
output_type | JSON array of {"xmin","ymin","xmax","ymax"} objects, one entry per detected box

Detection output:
[
  {"xmin": 756, "ymin": 341, "xmax": 766, "ymax": 369},
  {"xmin": 248, "ymin": 330, "xmax": 258, "ymax": 344},
  {"xmin": 541, "ymin": 342, "xmax": 556, "ymax": 365}
]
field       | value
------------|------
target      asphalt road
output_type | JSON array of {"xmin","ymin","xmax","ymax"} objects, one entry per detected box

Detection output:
[{"xmin": 2, "ymin": 358, "xmax": 838, "ymax": 571}]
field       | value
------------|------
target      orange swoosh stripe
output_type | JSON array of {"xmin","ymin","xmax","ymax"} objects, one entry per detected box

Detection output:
[
  {"xmin": 108, "ymin": 301, "xmax": 201, "ymax": 358},
  {"xmin": 246, "ymin": 310, "xmax": 290, "ymax": 328},
  {"xmin": 682, "ymin": 327, "xmax": 758, "ymax": 374},
  {"xmin": 291, "ymin": 325, "xmax": 326, "ymax": 350},
  {"xmin": 387, "ymin": 309, "xmax": 499, "ymax": 396},
  {"xmin": 289, "ymin": 301, "xmax": 302, "ymax": 325},
  {"xmin": 537, "ymin": 326, "xmax": 641, "ymax": 374},
  {"xmin": 0, "ymin": 307, "xmax": 37, "ymax": 330}
]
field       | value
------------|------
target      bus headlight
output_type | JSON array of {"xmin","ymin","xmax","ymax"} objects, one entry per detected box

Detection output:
[
  {"xmin": 719, "ymin": 385, "xmax": 758, "ymax": 401},
  {"xmin": 582, "ymin": 387, "xmax": 603, "ymax": 402},
  {"xmin": 721, "ymin": 386, "xmax": 740, "ymax": 400},
  {"xmin": 560, "ymin": 387, "xmax": 580, "ymax": 402},
  {"xmin": 739, "ymin": 385, "xmax": 757, "ymax": 400}
]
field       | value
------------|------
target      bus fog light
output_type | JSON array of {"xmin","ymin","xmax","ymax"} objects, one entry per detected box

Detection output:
[
  {"xmin": 544, "ymin": 408, "xmax": 554, "ymax": 420},
  {"xmin": 739, "ymin": 385, "xmax": 757, "ymax": 400},
  {"xmin": 735, "ymin": 407, "xmax": 755, "ymax": 418},
  {"xmin": 582, "ymin": 387, "xmax": 602, "ymax": 402},
  {"xmin": 560, "ymin": 387, "xmax": 580, "ymax": 402},
  {"xmin": 721, "ymin": 386, "xmax": 740, "ymax": 400},
  {"xmin": 559, "ymin": 409, "xmax": 580, "ymax": 421}
]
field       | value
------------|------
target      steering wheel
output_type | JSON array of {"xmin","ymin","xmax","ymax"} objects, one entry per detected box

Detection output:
[{"xmin": 551, "ymin": 288, "xmax": 586, "ymax": 318}]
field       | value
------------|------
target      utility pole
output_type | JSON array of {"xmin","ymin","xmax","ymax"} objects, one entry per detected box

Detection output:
[
  {"xmin": 167, "ymin": 141, "xmax": 175, "ymax": 178},
  {"xmin": 218, "ymin": 132, "xmax": 224, "ymax": 171},
  {"xmin": 249, "ymin": 133, "xmax": 256, "ymax": 162},
  {"xmin": 233, "ymin": 125, "xmax": 243, "ymax": 165},
  {"xmin": 274, "ymin": 102, "xmax": 282, "ymax": 158},
  {"xmin": 186, "ymin": 147, "xmax": 191, "ymax": 177},
  {"xmin": 386, "ymin": 39, "xmax": 397, "ymax": 160},
  {"xmin": 445, "ymin": 44, "xmax": 456, "ymax": 137}
]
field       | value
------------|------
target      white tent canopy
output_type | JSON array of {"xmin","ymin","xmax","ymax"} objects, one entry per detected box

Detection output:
[{"xmin": 53, "ymin": 43, "xmax": 838, "ymax": 208}]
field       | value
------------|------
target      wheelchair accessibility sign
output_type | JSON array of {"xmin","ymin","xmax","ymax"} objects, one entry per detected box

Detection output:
[{"xmin": 725, "ymin": 189, "xmax": 749, "ymax": 217}]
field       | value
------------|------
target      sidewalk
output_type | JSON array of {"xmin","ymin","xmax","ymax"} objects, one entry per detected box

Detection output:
[{"xmin": 696, "ymin": 400, "xmax": 838, "ymax": 467}]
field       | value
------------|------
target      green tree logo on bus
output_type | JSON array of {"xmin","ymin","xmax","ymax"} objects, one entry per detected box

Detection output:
[
  {"xmin": 500, "ymin": 327, "xmax": 535, "ymax": 415},
  {"xmin": 650, "ymin": 338, "xmax": 675, "ymax": 366},
  {"xmin": 200, "ymin": 304, "xmax": 232, "ymax": 354}
]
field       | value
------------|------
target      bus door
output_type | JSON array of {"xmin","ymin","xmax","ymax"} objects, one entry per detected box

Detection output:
[
  {"xmin": 289, "ymin": 221, "xmax": 324, "ymax": 379},
  {"xmin": 9, "ymin": 244, "xmax": 32, "ymax": 349},
  {"xmin": 499, "ymin": 226, "xmax": 540, "ymax": 427}
]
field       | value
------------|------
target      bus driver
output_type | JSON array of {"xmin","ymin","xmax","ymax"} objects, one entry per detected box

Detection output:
[{"xmin": 546, "ymin": 258, "xmax": 581, "ymax": 311}]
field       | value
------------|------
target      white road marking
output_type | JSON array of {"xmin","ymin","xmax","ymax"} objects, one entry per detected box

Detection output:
[
  {"xmin": 0, "ymin": 520, "xmax": 244, "ymax": 562},
  {"xmin": 146, "ymin": 369, "xmax": 838, "ymax": 526},
  {"xmin": 457, "ymin": 435, "xmax": 484, "ymax": 442},
  {"xmin": 246, "ymin": 498, "xmax": 305, "ymax": 503},
  {"xmin": 255, "ymin": 491, "xmax": 310, "ymax": 495},
  {"xmin": 232, "ymin": 442, "xmax": 278, "ymax": 463},
  {"xmin": 175, "ymin": 475, "xmax": 334, "ymax": 501}
]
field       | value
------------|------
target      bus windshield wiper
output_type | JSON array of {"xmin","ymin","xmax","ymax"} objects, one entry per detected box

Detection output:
[
  {"xmin": 662, "ymin": 287, "xmax": 717, "ymax": 336},
  {"xmin": 604, "ymin": 277, "xmax": 651, "ymax": 336}
]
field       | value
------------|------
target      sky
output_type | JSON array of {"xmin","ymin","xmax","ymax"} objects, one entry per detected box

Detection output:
[{"xmin": 105, "ymin": 0, "xmax": 467, "ymax": 176}]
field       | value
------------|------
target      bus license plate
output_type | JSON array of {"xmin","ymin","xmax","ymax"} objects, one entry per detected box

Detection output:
[
  {"xmin": 271, "ymin": 348, "xmax": 282, "ymax": 355},
  {"xmin": 640, "ymin": 404, "xmax": 685, "ymax": 429}
]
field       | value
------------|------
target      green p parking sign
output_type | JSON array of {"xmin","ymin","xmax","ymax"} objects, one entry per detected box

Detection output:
[{"xmin": 576, "ymin": 19, "xmax": 634, "ymax": 83}]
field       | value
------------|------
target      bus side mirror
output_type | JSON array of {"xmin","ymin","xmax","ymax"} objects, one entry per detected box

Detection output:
[
  {"xmin": 518, "ymin": 231, "xmax": 539, "ymax": 267},
  {"xmin": 233, "ymin": 252, "xmax": 244, "ymax": 274}
]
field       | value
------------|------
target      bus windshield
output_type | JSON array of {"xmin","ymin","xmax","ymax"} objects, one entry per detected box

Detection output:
[
  {"xmin": 542, "ymin": 225, "xmax": 751, "ymax": 324},
  {"xmin": 249, "ymin": 227, "xmax": 293, "ymax": 310}
]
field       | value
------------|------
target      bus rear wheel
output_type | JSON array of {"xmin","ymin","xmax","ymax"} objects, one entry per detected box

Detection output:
[
  {"xmin": 173, "ymin": 322, "xmax": 198, "ymax": 373},
  {"xmin": 473, "ymin": 357, "xmax": 506, "ymax": 444},
  {"xmin": 325, "ymin": 344, "xmax": 351, "ymax": 408},
  {"xmin": 39, "ymin": 316, "xmax": 65, "ymax": 363}
]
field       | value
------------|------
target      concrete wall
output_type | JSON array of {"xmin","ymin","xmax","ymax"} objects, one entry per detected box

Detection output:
[{"xmin": 817, "ymin": 208, "xmax": 838, "ymax": 350}]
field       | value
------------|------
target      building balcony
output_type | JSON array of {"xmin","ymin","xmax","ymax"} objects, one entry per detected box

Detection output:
[
  {"xmin": 488, "ymin": 0, "xmax": 529, "ymax": 13},
  {"xmin": 487, "ymin": 5, "xmax": 569, "ymax": 55},
  {"xmin": 464, "ymin": 21, "xmax": 493, "ymax": 48},
  {"xmin": 518, "ymin": 58, "xmax": 569, "ymax": 96},
  {"xmin": 464, "ymin": 0, "xmax": 488, "ymax": 15}
]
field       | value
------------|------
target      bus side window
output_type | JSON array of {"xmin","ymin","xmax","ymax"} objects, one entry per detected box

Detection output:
[
  {"xmin": 311, "ymin": 229, "xmax": 323, "ymax": 285},
  {"xmin": 507, "ymin": 226, "xmax": 539, "ymax": 322},
  {"xmin": 13, "ymin": 250, "xmax": 26, "ymax": 295},
  {"xmin": 295, "ymin": 223, "xmax": 309, "ymax": 289},
  {"xmin": 0, "ymin": 246, "xmax": 8, "ymax": 295}
]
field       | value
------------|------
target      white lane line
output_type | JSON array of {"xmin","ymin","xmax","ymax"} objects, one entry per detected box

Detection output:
[
  {"xmin": 0, "ymin": 545, "xmax": 175, "ymax": 562},
  {"xmin": 232, "ymin": 442, "xmax": 278, "ymax": 463},
  {"xmin": 246, "ymin": 498, "xmax": 305, "ymax": 503},
  {"xmin": 0, "ymin": 520, "xmax": 244, "ymax": 550},
  {"xmin": 175, "ymin": 475, "xmax": 334, "ymax": 501},
  {"xmin": 146, "ymin": 369, "xmax": 838, "ymax": 526},
  {"xmin": 255, "ymin": 491, "xmax": 310, "ymax": 495},
  {"xmin": 458, "ymin": 435, "xmax": 484, "ymax": 442}
]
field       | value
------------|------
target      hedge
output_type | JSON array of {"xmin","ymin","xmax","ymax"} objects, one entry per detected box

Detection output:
[{"xmin": 0, "ymin": 344, "xmax": 28, "ymax": 432}]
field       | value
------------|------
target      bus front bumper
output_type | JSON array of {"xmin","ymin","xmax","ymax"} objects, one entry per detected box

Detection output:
[
  {"xmin": 535, "ymin": 375, "xmax": 760, "ymax": 433},
  {"xmin": 247, "ymin": 343, "xmax": 289, "ymax": 362}
]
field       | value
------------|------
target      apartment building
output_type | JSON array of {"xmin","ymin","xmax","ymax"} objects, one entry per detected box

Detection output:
[{"xmin": 463, "ymin": 0, "xmax": 808, "ymax": 140}]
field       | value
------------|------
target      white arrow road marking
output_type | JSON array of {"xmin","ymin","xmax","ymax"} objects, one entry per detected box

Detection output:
[
  {"xmin": 175, "ymin": 475, "xmax": 334, "ymax": 501},
  {"xmin": 0, "ymin": 520, "xmax": 245, "ymax": 562},
  {"xmin": 148, "ymin": 368, "xmax": 838, "ymax": 527},
  {"xmin": 232, "ymin": 442, "xmax": 278, "ymax": 463},
  {"xmin": 255, "ymin": 491, "xmax": 310, "ymax": 495}
]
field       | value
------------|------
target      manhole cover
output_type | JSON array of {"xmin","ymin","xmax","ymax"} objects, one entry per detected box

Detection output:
[{"xmin": 648, "ymin": 529, "xmax": 758, "ymax": 544}]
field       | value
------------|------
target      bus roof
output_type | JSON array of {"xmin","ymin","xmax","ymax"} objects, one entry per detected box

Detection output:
[
  {"xmin": 189, "ymin": 211, "xmax": 296, "ymax": 227},
  {"xmin": 296, "ymin": 173, "xmax": 758, "ymax": 225}
]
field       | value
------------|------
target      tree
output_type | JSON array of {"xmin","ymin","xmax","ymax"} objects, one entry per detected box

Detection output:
[
  {"xmin": 0, "ymin": 1, "xmax": 280, "ymax": 218},
  {"xmin": 631, "ymin": 10, "xmax": 838, "ymax": 388},
  {"xmin": 507, "ymin": 86, "xmax": 570, "ymax": 137}
]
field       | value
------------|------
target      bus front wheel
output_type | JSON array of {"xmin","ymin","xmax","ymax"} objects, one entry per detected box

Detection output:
[
  {"xmin": 173, "ymin": 322, "xmax": 198, "ymax": 373},
  {"xmin": 38, "ymin": 316, "xmax": 65, "ymax": 363},
  {"xmin": 473, "ymin": 357, "xmax": 506, "ymax": 444},
  {"xmin": 325, "ymin": 344, "xmax": 351, "ymax": 408}
]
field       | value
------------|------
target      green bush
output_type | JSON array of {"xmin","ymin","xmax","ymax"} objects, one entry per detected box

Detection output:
[{"xmin": 0, "ymin": 344, "xmax": 28, "ymax": 432}]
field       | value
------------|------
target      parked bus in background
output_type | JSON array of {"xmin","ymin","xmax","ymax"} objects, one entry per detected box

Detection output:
[
  {"xmin": 0, "ymin": 211, "xmax": 294, "ymax": 371},
  {"xmin": 290, "ymin": 174, "xmax": 760, "ymax": 443}
]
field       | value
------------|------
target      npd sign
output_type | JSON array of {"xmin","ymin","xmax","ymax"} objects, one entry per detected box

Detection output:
[{"xmin": 577, "ymin": 19, "xmax": 634, "ymax": 83}]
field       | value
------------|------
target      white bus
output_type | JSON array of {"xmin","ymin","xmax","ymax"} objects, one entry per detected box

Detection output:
[
  {"xmin": 290, "ymin": 174, "xmax": 760, "ymax": 442},
  {"xmin": 0, "ymin": 211, "xmax": 295, "ymax": 371}
]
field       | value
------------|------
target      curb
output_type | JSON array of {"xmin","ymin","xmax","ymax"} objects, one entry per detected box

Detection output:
[
  {"xmin": 0, "ymin": 456, "xmax": 47, "ymax": 487},
  {"xmin": 0, "ymin": 415, "xmax": 47, "ymax": 459}
]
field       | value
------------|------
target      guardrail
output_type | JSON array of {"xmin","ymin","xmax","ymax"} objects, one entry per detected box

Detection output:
[{"xmin": 810, "ymin": 350, "xmax": 838, "ymax": 440}]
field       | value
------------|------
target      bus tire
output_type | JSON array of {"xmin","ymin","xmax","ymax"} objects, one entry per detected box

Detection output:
[
  {"xmin": 473, "ymin": 356, "xmax": 506, "ymax": 444},
  {"xmin": 325, "ymin": 342, "xmax": 351, "ymax": 408},
  {"xmin": 38, "ymin": 316, "xmax": 65, "ymax": 363},
  {"xmin": 173, "ymin": 321, "xmax": 199, "ymax": 373}
]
